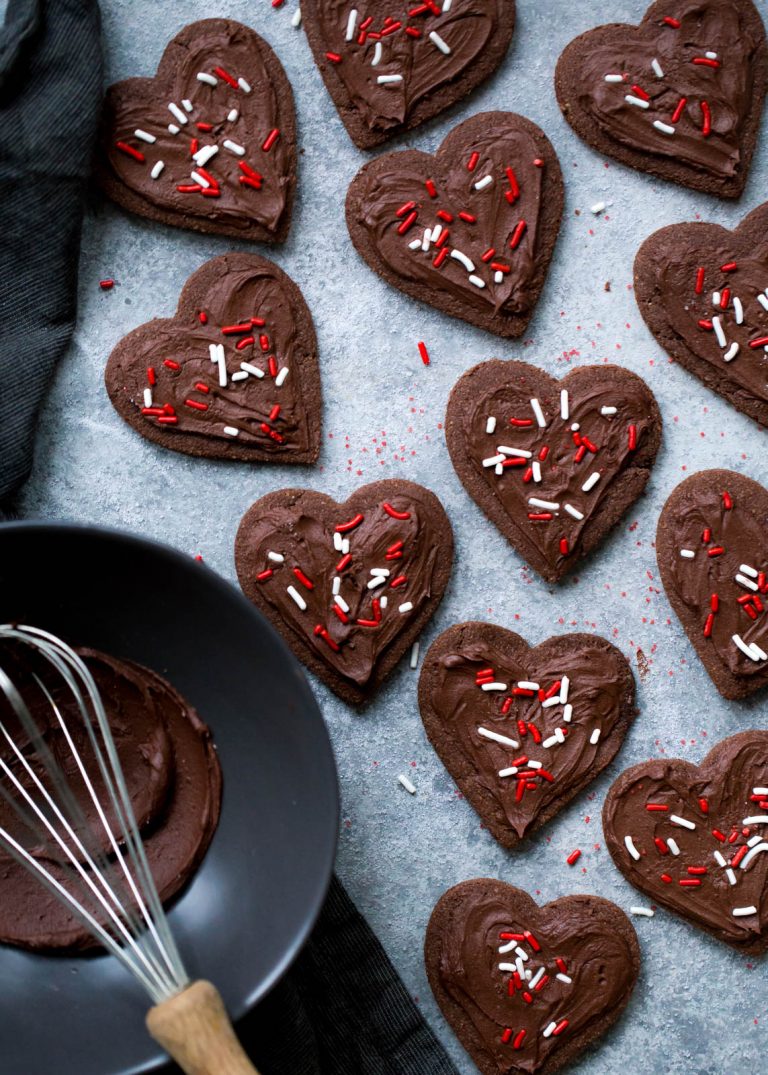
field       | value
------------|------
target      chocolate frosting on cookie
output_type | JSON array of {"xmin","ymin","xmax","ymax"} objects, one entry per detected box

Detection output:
[
  {"xmin": 566, "ymin": 0, "xmax": 762, "ymax": 179},
  {"xmin": 0, "ymin": 650, "xmax": 221, "ymax": 952},
  {"xmin": 603, "ymin": 732, "xmax": 768, "ymax": 950}
]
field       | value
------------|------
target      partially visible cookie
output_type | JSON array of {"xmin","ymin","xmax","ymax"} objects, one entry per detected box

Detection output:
[
  {"xmin": 445, "ymin": 361, "xmax": 662, "ymax": 582},
  {"xmin": 96, "ymin": 19, "xmax": 296, "ymax": 242},
  {"xmin": 345, "ymin": 112, "xmax": 563, "ymax": 338},
  {"xmin": 105, "ymin": 253, "xmax": 321, "ymax": 464},
  {"xmin": 425, "ymin": 879, "xmax": 640, "ymax": 1075},
  {"xmin": 554, "ymin": 0, "xmax": 768, "ymax": 198},
  {"xmin": 418, "ymin": 622, "xmax": 636, "ymax": 849},
  {"xmin": 234, "ymin": 480, "xmax": 453, "ymax": 705},
  {"xmin": 300, "ymin": 0, "xmax": 515, "ymax": 149},
  {"xmin": 603, "ymin": 732, "xmax": 768, "ymax": 953},
  {"xmin": 635, "ymin": 201, "xmax": 768, "ymax": 429},
  {"xmin": 656, "ymin": 469, "xmax": 768, "ymax": 699}
]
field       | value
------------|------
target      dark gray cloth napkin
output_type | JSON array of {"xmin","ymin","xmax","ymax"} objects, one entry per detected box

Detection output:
[{"xmin": 0, "ymin": 3, "xmax": 459, "ymax": 1072}]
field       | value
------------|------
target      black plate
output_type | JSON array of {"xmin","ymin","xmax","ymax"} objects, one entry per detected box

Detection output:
[{"xmin": 0, "ymin": 522, "xmax": 339, "ymax": 1075}]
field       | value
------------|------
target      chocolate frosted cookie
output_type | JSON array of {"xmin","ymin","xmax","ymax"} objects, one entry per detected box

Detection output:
[
  {"xmin": 445, "ymin": 361, "xmax": 661, "ymax": 583},
  {"xmin": 105, "ymin": 253, "xmax": 321, "ymax": 464},
  {"xmin": 345, "ymin": 112, "xmax": 563, "ymax": 338},
  {"xmin": 425, "ymin": 879, "xmax": 640, "ymax": 1075},
  {"xmin": 418, "ymin": 623, "xmax": 636, "ymax": 849},
  {"xmin": 603, "ymin": 732, "xmax": 768, "ymax": 953},
  {"xmin": 635, "ymin": 201, "xmax": 768, "ymax": 429},
  {"xmin": 657, "ymin": 469, "xmax": 768, "ymax": 699},
  {"xmin": 96, "ymin": 20, "xmax": 296, "ymax": 241},
  {"xmin": 234, "ymin": 480, "xmax": 453, "ymax": 705},
  {"xmin": 300, "ymin": 0, "xmax": 515, "ymax": 149},
  {"xmin": 555, "ymin": 0, "xmax": 768, "ymax": 198}
]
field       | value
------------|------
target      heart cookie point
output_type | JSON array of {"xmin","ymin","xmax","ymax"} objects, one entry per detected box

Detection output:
[
  {"xmin": 346, "ymin": 112, "xmax": 563, "ymax": 338},
  {"xmin": 657, "ymin": 469, "xmax": 768, "ymax": 698},
  {"xmin": 446, "ymin": 360, "xmax": 662, "ymax": 582},
  {"xmin": 234, "ymin": 480, "xmax": 454, "ymax": 704},
  {"xmin": 555, "ymin": 0, "xmax": 768, "ymax": 198},
  {"xmin": 604, "ymin": 731, "xmax": 768, "ymax": 953},
  {"xmin": 97, "ymin": 19, "xmax": 297, "ymax": 242},
  {"xmin": 426, "ymin": 879, "xmax": 640, "ymax": 1075},
  {"xmin": 105, "ymin": 253, "xmax": 321, "ymax": 464}
]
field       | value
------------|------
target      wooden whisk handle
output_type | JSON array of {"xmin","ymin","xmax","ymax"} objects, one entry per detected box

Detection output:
[{"xmin": 146, "ymin": 980, "xmax": 260, "ymax": 1075}]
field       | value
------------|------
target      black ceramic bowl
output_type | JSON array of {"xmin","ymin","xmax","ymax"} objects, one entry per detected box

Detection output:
[{"xmin": 0, "ymin": 521, "xmax": 339, "ymax": 1075}]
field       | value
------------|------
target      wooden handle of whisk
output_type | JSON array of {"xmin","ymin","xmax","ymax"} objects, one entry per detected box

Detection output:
[{"xmin": 146, "ymin": 979, "xmax": 260, "ymax": 1075}]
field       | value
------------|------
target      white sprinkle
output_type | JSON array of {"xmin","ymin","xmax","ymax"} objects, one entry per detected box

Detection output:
[
  {"xmin": 223, "ymin": 426, "xmax": 239, "ymax": 437},
  {"xmin": 474, "ymin": 175, "xmax": 493, "ymax": 191},
  {"xmin": 680, "ymin": 549, "xmax": 695, "ymax": 559},
  {"xmin": 758, "ymin": 293, "xmax": 768, "ymax": 313},
  {"xmin": 494, "ymin": 271, "xmax": 504, "ymax": 284},
  {"xmin": 651, "ymin": 57, "xmax": 664, "ymax": 78},
  {"xmin": 543, "ymin": 1022, "xmax": 557, "ymax": 1039},
  {"xmin": 748, "ymin": 834, "xmax": 762, "ymax": 846},
  {"xmin": 542, "ymin": 735, "xmax": 559, "ymax": 749},
  {"xmin": 468, "ymin": 275, "xmax": 486, "ymax": 289},
  {"xmin": 240, "ymin": 362, "xmax": 265, "ymax": 379},
  {"xmin": 380, "ymin": 596, "xmax": 388, "ymax": 611},
  {"xmin": 563, "ymin": 704, "xmax": 573, "ymax": 723},
  {"xmin": 733, "ymin": 634, "xmax": 767, "ymax": 661},
  {"xmin": 556, "ymin": 973, "xmax": 572, "ymax": 984},
  {"xmin": 724, "ymin": 342, "xmax": 740, "ymax": 363},
  {"xmin": 292, "ymin": 7, "xmax": 302, "ymax": 27},
  {"xmin": 498, "ymin": 938, "xmax": 518, "ymax": 954},
  {"xmin": 631, "ymin": 906, "xmax": 654, "ymax": 917},
  {"xmin": 276, "ymin": 367, "xmax": 289, "ymax": 387},
  {"xmin": 564, "ymin": 504, "xmax": 584, "ymax": 520},
  {"xmin": 653, "ymin": 120, "xmax": 676, "ymax": 135},
  {"xmin": 421, "ymin": 228, "xmax": 433, "ymax": 251},
  {"xmin": 529, "ymin": 498, "xmax": 559, "ymax": 510},
  {"xmin": 332, "ymin": 577, "xmax": 341, "ymax": 596},
  {"xmin": 726, "ymin": 868, "xmax": 737, "ymax": 885},
  {"xmin": 560, "ymin": 389, "xmax": 569, "ymax": 419},
  {"xmin": 345, "ymin": 7, "xmax": 358, "ymax": 40},
  {"xmin": 341, "ymin": 538, "xmax": 350, "ymax": 554},
  {"xmin": 706, "ymin": 51, "xmax": 718, "ymax": 60},
  {"xmin": 532, "ymin": 461, "xmax": 542, "ymax": 483},
  {"xmin": 238, "ymin": 77, "xmax": 252, "ymax": 93},
  {"xmin": 528, "ymin": 761, "xmax": 542, "ymax": 770},
  {"xmin": 333, "ymin": 532, "xmax": 343, "ymax": 552},
  {"xmin": 168, "ymin": 124, "xmax": 180, "ymax": 135},
  {"xmin": 268, "ymin": 551, "xmax": 285, "ymax": 563},
  {"xmin": 495, "ymin": 463, "xmax": 503, "ymax": 476},
  {"xmin": 498, "ymin": 766, "xmax": 519, "ymax": 778},
  {"xmin": 559, "ymin": 677, "xmax": 569, "ymax": 704},
  {"xmin": 498, "ymin": 962, "xmax": 516, "ymax": 973},
  {"xmin": 713, "ymin": 291, "xmax": 722, "ymax": 305},
  {"xmin": 582, "ymin": 472, "xmax": 600, "ymax": 492},
  {"xmin": 287, "ymin": 586, "xmax": 307, "ymax": 611},
  {"xmin": 530, "ymin": 398, "xmax": 547, "ymax": 428},
  {"xmin": 228, "ymin": 108, "xmax": 239, "ymax": 122},
  {"xmin": 408, "ymin": 239, "xmax": 422, "ymax": 251},
  {"xmin": 168, "ymin": 103, "xmax": 188, "ymax": 125},
  {"xmin": 712, "ymin": 315, "xmax": 727, "ymax": 348},
  {"xmin": 740, "ymin": 564, "xmax": 759, "ymax": 578},
  {"xmin": 398, "ymin": 774, "xmax": 416, "ymax": 795},
  {"xmin": 334, "ymin": 595, "xmax": 350, "ymax": 613},
  {"xmin": 625, "ymin": 835, "xmax": 640, "ymax": 861},
  {"xmin": 367, "ymin": 576, "xmax": 387, "ymax": 590},
  {"xmin": 517, "ymin": 682, "xmax": 540, "ymax": 691},
  {"xmin": 486, "ymin": 417, "xmax": 496, "ymax": 434},
  {"xmin": 443, "ymin": 0, "xmax": 452, "ymax": 9},
  {"xmin": 429, "ymin": 30, "xmax": 451, "ymax": 54},
  {"xmin": 590, "ymin": 201, "xmax": 606, "ymax": 214},
  {"xmin": 481, "ymin": 682, "xmax": 508, "ymax": 692},
  {"xmin": 753, "ymin": 787, "xmax": 768, "ymax": 796},
  {"xmin": 483, "ymin": 454, "xmax": 506, "ymax": 468},
  {"xmin": 515, "ymin": 947, "xmax": 529, "ymax": 962},
  {"xmin": 216, "ymin": 344, "xmax": 227, "ymax": 387},
  {"xmin": 231, "ymin": 371, "xmax": 250, "ymax": 383},
  {"xmin": 223, "ymin": 139, "xmax": 245, "ymax": 156},
  {"xmin": 370, "ymin": 568, "xmax": 390, "ymax": 577},
  {"xmin": 150, "ymin": 160, "xmax": 165, "ymax": 179},
  {"xmin": 478, "ymin": 727, "xmax": 519, "ymax": 748},
  {"xmin": 743, "ymin": 815, "xmax": 768, "ymax": 826},
  {"xmin": 670, "ymin": 814, "xmax": 696, "ymax": 830},
  {"xmin": 667, "ymin": 838, "xmax": 680, "ymax": 856},
  {"xmin": 528, "ymin": 967, "xmax": 545, "ymax": 989},
  {"xmin": 182, "ymin": 99, "xmax": 193, "ymax": 112},
  {"xmin": 714, "ymin": 850, "xmax": 727, "ymax": 867},
  {"xmin": 740, "ymin": 842, "xmax": 768, "ymax": 869},
  {"xmin": 194, "ymin": 144, "xmax": 219, "ymax": 167},
  {"xmin": 143, "ymin": 388, "xmax": 152, "ymax": 407},
  {"xmin": 134, "ymin": 128, "xmax": 156, "ymax": 143},
  {"xmin": 734, "ymin": 296, "xmax": 744, "ymax": 324},
  {"xmin": 377, "ymin": 74, "xmax": 403, "ymax": 84},
  {"xmin": 542, "ymin": 695, "xmax": 562, "ymax": 709},
  {"xmin": 451, "ymin": 249, "xmax": 475, "ymax": 272},
  {"xmin": 590, "ymin": 728, "xmax": 601, "ymax": 745},
  {"xmin": 625, "ymin": 94, "xmax": 650, "ymax": 109},
  {"xmin": 604, "ymin": 74, "xmax": 624, "ymax": 83},
  {"xmin": 410, "ymin": 642, "xmax": 420, "ymax": 669},
  {"xmin": 601, "ymin": 406, "xmax": 617, "ymax": 416},
  {"xmin": 499, "ymin": 447, "xmax": 531, "ymax": 459},
  {"xmin": 197, "ymin": 73, "xmax": 218, "ymax": 87},
  {"xmin": 736, "ymin": 574, "xmax": 759, "ymax": 591},
  {"xmin": 733, "ymin": 906, "xmax": 757, "ymax": 917},
  {"xmin": 570, "ymin": 423, "xmax": 580, "ymax": 432},
  {"xmin": 191, "ymin": 169, "xmax": 211, "ymax": 188},
  {"xmin": 372, "ymin": 41, "xmax": 382, "ymax": 66},
  {"xmin": 399, "ymin": 601, "xmax": 413, "ymax": 614}
]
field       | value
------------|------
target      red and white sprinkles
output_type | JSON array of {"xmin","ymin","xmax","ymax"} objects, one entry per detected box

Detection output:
[
  {"xmin": 690, "ymin": 260, "xmax": 768, "ymax": 371},
  {"xmin": 495, "ymin": 926, "xmax": 573, "ymax": 1051},
  {"xmin": 677, "ymin": 488, "xmax": 768, "ymax": 665}
]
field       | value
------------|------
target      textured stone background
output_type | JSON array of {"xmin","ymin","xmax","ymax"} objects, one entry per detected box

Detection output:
[{"xmin": 19, "ymin": 0, "xmax": 767, "ymax": 1071}]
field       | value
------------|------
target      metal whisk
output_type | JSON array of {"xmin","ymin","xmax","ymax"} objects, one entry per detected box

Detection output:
[{"xmin": 0, "ymin": 624, "xmax": 258, "ymax": 1075}]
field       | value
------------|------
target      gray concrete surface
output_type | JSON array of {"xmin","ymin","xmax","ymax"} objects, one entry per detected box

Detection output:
[{"xmin": 19, "ymin": 1, "xmax": 767, "ymax": 1071}]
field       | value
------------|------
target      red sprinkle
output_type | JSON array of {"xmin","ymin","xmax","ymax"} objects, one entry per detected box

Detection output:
[
  {"xmin": 425, "ymin": 179, "xmax": 438, "ymax": 198},
  {"xmin": 481, "ymin": 247, "xmax": 496, "ymax": 262},
  {"xmin": 646, "ymin": 803, "xmax": 669, "ymax": 811},
  {"xmin": 294, "ymin": 567, "xmax": 314, "ymax": 589},
  {"xmin": 458, "ymin": 211, "xmax": 476, "ymax": 224},
  {"xmin": 418, "ymin": 341, "xmax": 430, "ymax": 366},
  {"xmin": 505, "ymin": 166, "xmax": 520, "ymax": 202},
  {"xmin": 553, "ymin": 1020, "xmax": 569, "ymax": 1037},
  {"xmin": 198, "ymin": 311, "xmax": 208, "ymax": 324},
  {"xmin": 708, "ymin": 546, "xmax": 725, "ymax": 557},
  {"xmin": 654, "ymin": 837, "xmax": 669, "ymax": 855},
  {"xmin": 467, "ymin": 151, "xmax": 480, "ymax": 171},
  {"xmin": 501, "ymin": 1029, "xmax": 513, "ymax": 1045},
  {"xmin": 512, "ymin": 1029, "xmax": 526, "ymax": 1050},
  {"xmin": 693, "ymin": 57, "xmax": 720, "ymax": 68},
  {"xmin": 731, "ymin": 845, "xmax": 749, "ymax": 868},
  {"xmin": 115, "ymin": 141, "xmax": 144, "ymax": 162},
  {"xmin": 749, "ymin": 336, "xmax": 768, "ymax": 349},
  {"xmin": 236, "ymin": 336, "xmax": 255, "ymax": 350},
  {"xmin": 703, "ymin": 613, "xmax": 715, "ymax": 637},
  {"xmin": 701, "ymin": 101, "xmax": 712, "ymax": 137},
  {"xmin": 262, "ymin": 129, "xmax": 280, "ymax": 152},
  {"xmin": 663, "ymin": 15, "xmax": 681, "ymax": 27},
  {"xmin": 566, "ymin": 849, "xmax": 582, "ymax": 866},
  {"xmin": 222, "ymin": 322, "xmax": 254, "ymax": 335},
  {"xmin": 336, "ymin": 553, "xmax": 352, "ymax": 572},
  {"xmin": 147, "ymin": 367, "xmax": 157, "ymax": 386},
  {"xmin": 559, "ymin": 537, "xmax": 569, "ymax": 556},
  {"xmin": 256, "ymin": 569, "xmax": 274, "ymax": 582},
  {"xmin": 433, "ymin": 248, "xmax": 449, "ymax": 269},
  {"xmin": 687, "ymin": 866, "xmax": 707, "ymax": 875},
  {"xmin": 390, "ymin": 575, "xmax": 407, "ymax": 588},
  {"xmin": 631, "ymin": 84, "xmax": 650, "ymax": 101},
  {"xmin": 720, "ymin": 261, "xmax": 737, "ymax": 272},
  {"xmin": 163, "ymin": 359, "xmax": 181, "ymax": 371},
  {"xmin": 509, "ymin": 220, "xmax": 527, "ymax": 250},
  {"xmin": 679, "ymin": 879, "xmax": 701, "ymax": 887},
  {"xmin": 184, "ymin": 398, "xmax": 208, "ymax": 412},
  {"xmin": 671, "ymin": 96, "xmax": 687, "ymax": 123},
  {"xmin": 722, "ymin": 491, "xmax": 733, "ymax": 509},
  {"xmin": 720, "ymin": 288, "xmax": 730, "ymax": 309},
  {"xmin": 326, "ymin": 51, "xmax": 342, "ymax": 62},
  {"xmin": 698, "ymin": 798, "xmax": 709, "ymax": 814},
  {"xmin": 397, "ymin": 211, "xmax": 419, "ymax": 235},
  {"xmin": 396, "ymin": 200, "xmax": 417, "ymax": 218},
  {"xmin": 336, "ymin": 513, "xmax": 364, "ymax": 533},
  {"xmin": 382, "ymin": 502, "xmax": 411, "ymax": 520},
  {"xmin": 628, "ymin": 424, "xmax": 637, "ymax": 451},
  {"xmin": 661, "ymin": 873, "xmax": 673, "ymax": 883},
  {"xmin": 214, "ymin": 65, "xmax": 239, "ymax": 89},
  {"xmin": 99, "ymin": 278, "xmax": 115, "ymax": 291}
]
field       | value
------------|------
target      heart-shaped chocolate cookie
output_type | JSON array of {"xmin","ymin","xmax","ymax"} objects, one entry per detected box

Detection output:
[
  {"xmin": 345, "ymin": 112, "xmax": 563, "ymax": 338},
  {"xmin": 657, "ymin": 469, "xmax": 768, "ymax": 699},
  {"xmin": 418, "ymin": 623, "xmax": 636, "ymax": 849},
  {"xmin": 300, "ymin": 0, "xmax": 515, "ymax": 149},
  {"xmin": 234, "ymin": 480, "xmax": 453, "ymax": 704},
  {"xmin": 426, "ymin": 880, "xmax": 640, "ymax": 1075},
  {"xmin": 635, "ymin": 202, "xmax": 768, "ymax": 429},
  {"xmin": 105, "ymin": 253, "xmax": 321, "ymax": 464},
  {"xmin": 604, "ymin": 732, "xmax": 768, "ymax": 953},
  {"xmin": 555, "ymin": 0, "xmax": 767, "ymax": 198},
  {"xmin": 445, "ymin": 361, "xmax": 662, "ymax": 583},
  {"xmin": 96, "ymin": 19, "xmax": 296, "ymax": 242}
]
